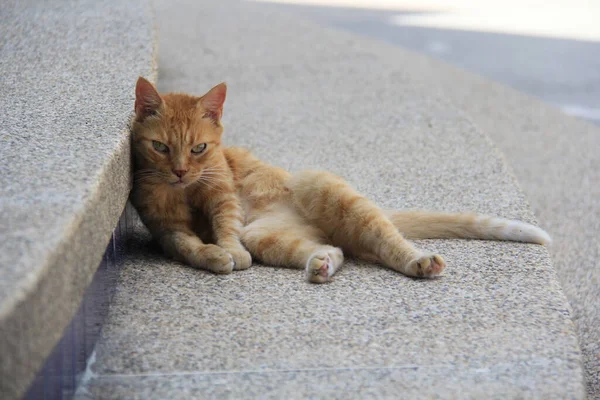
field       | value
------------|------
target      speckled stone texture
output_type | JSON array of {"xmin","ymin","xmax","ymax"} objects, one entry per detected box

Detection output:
[
  {"xmin": 75, "ymin": 0, "xmax": 585, "ymax": 398},
  {"xmin": 408, "ymin": 56, "xmax": 600, "ymax": 399},
  {"xmin": 302, "ymin": 15, "xmax": 600, "ymax": 397},
  {"xmin": 248, "ymin": 2, "xmax": 600, "ymax": 396},
  {"xmin": 0, "ymin": 0, "xmax": 155, "ymax": 398}
]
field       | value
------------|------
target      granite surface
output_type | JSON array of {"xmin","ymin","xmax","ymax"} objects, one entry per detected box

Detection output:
[
  {"xmin": 76, "ymin": 0, "xmax": 585, "ymax": 398},
  {"xmin": 78, "ymin": 363, "xmax": 575, "ymax": 400},
  {"xmin": 250, "ymin": 2, "xmax": 600, "ymax": 395},
  {"xmin": 314, "ymin": 19, "xmax": 600, "ymax": 397},
  {"xmin": 420, "ymin": 60, "xmax": 600, "ymax": 399},
  {"xmin": 0, "ymin": 0, "xmax": 155, "ymax": 398}
]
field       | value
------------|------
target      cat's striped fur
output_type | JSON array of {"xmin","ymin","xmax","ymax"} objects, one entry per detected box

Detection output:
[{"xmin": 131, "ymin": 77, "xmax": 550, "ymax": 283}]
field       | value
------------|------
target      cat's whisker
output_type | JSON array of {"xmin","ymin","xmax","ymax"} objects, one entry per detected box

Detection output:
[
  {"xmin": 201, "ymin": 169, "xmax": 227, "ymax": 174},
  {"xmin": 135, "ymin": 174, "xmax": 165, "ymax": 180},
  {"xmin": 201, "ymin": 168, "xmax": 224, "ymax": 173},
  {"xmin": 201, "ymin": 170, "xmax": 229, "ymax": 177},
  {"xmin": 198, "ymin": 180, "xmax": 219, "ymax": 191},
  {"xmin": 134, "ymin": 169, "xmax": 170, "ymax": 178},
  {"xmin": 199, "ymin": 177, "xmax": 226, "ymax": 188},
  {"xmin": 202, "ymin": 166, "xmax": 226, "ymax": 171},
  {"xmin": 134, "ymin": 169, "xmax": 173, "ymax": 185},
  {"xmin": 134, "ymin": 168, "xmax": 155, "ymax": 174},
  {"xmin": 134, "ymin": 174, "xmax": 168, "ymax": 183},
  {"xmin": 136, "ymin": 174, "xmax": 165, "ymax": 182},
  {"xmin": 134, "ymin": 168, "xmax": 165, "ymax": 174},
  {"xmin": 199, "ymin": 170, "xmax": 228, "ymax": 179},
  {"xmin": 201, "ymin": 172, "xmax": 228, "ymax": 178},
  {"xmin": 197, "ymin": 176, "xmax": 228, "ymax": 191},
  {"xmin": 134, "ymin": 172, "xmax": 159, "ymax": 179},
  {"xmin": 134, "ymin": 177, "xmax": 155, "ymax": 184},
  {"xmin": 201, "ymin": 173, "xmax": 228, "ymax": 182},
  {"xmin": 201, "ymin": 175, "xmax": 228, "ymax": 182}
]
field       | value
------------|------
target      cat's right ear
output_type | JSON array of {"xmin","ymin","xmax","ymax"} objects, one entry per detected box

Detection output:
[{"xmin": 135, "ymin": 77, "xmax": 162, "ymax": 122}]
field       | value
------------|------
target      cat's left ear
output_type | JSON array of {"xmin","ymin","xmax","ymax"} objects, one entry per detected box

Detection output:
[
  {"xmin": 200, "ymin": 82, "xmax": 227, "ymax": 122},
  {"xmin": 135, "ymin": 77, "xmax": 162, "ymax": 122}
]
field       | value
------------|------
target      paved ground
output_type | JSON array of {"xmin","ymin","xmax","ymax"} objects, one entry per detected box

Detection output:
[
  {"xmin": 251, "ymin": 1, "xmax": 600, "ymax": 396},
  {"xmin": 76, "ymin": 0, "xmax": 584, "ymax": 398},
  {"xmin": 255, "ymin": 0, "xmax": 600, "ymax": 124}
]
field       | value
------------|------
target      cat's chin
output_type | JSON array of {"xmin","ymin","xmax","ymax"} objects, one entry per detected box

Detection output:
[{"xmin": 169, "ymin": 181, "xmax": 188, "ymax": 189}]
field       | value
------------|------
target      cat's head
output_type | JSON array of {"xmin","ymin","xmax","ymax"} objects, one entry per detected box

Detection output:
[{"xmin": 131, "ymin": 77, "xmax": 227, "ymax": 188}]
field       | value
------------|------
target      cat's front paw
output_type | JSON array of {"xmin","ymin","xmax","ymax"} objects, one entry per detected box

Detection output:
[
  {"xmin": 196, "ymin": 244, "xmax": 235, "ymax": 274},
  {"xmin": 407, "ymin": 254, "xmax": 446, "ymax": 278},
  {"xmin": 225, "ymin": 247, "xmax": 252, "ymax": 270}
]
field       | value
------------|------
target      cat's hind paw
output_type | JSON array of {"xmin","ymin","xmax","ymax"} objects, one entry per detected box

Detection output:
[
  {"xmin": 305, "ymin": 248, "xmax": 343, "ymax": 284},
  {"xmin": 407, "ymin": 254, "xmax": 446, "ymax": 278}
]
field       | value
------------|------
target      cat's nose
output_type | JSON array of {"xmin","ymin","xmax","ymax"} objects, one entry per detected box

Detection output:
[{"xmin": 172, "ymin": 169, "xmax": 188, "ymax": 178}]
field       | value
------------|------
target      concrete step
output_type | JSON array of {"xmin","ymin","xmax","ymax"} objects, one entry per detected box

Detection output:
[
  {"xmin": 397, "ymin": 45, "xmax": 600, "ymax": 399},
  {"xmin": 0, "ymin": 0, "xmax": 155, "ymax": 398},
  {"xmin": 255, "ymin": 3, "xmax": 600, "ymax": 396},
  {"xmin": 75, "ymin": 0, "xmax": 585, "ymax": 398}
]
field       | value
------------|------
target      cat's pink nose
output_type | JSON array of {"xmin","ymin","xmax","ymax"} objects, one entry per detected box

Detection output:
[{"xmin": 173, "ymin": 169, "xmax": 188, "ymax": 178}]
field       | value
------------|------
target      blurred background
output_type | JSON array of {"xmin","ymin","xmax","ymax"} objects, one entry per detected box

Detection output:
[{"xmin": 253, "ymin": 0, "xmax": 600, "ymax": 124}]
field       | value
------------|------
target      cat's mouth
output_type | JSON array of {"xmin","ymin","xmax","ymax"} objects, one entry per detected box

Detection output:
[{"xmin": 169, "ymin": 173, "xmax": 201, "ymax": 189}]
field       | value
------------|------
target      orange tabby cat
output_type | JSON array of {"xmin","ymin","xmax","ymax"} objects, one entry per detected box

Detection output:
[{"xmin": 131, "ymin": 77, "xmax": 550, "ymax": 283}]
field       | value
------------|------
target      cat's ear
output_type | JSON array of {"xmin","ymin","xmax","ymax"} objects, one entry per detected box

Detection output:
[
  {"xmin": 135, "ymin": 77, "xmax": 162, "ymax": 121},
  {"xmin": 200, "ymin": 82, "xmax": 227, "ymax": 122}
]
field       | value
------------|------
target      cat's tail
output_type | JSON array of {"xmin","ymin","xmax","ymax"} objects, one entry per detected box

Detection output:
[{"xmin": 386, "ymin": 210, "xmax": 551, "ymax": 245}]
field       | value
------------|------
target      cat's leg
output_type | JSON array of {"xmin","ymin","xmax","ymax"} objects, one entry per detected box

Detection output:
[
  {"xmin": 289, "ymin": 171, "xmax": 445, "ymax": 278},
  {"xmin": 158, "ymin": 228, "xmax": 235, "ymax": 274},
  {"xmin": 241, "ymin": 210, "xmax": 344, "ymax": 283},
  {"xmin": 133, "ymin": 188, "xmax": 235, "ymax": 274},
  {"xmin": 201, "ymin": 189, "xmax": 252, "ymax": 270}
]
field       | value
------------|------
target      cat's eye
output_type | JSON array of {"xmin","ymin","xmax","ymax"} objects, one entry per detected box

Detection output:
[
  {"xmin": 191, "ymin": 143, "xmax": 207, "ymax": 154},
  {"xmin": 152, "ymin": 140, "xmax": 169, "ymax": 153}
]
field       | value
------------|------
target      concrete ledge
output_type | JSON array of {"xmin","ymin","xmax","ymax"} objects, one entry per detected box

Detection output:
[
  {"xmin": 77, "ymin": 0, "xmax": 586, "ymax": 397},
  {"xmin": 282, "ymin": 11, "xmax": 600, "ymax": 395},
  {"xmin": 403, "ymin": 51, "xmax": 600, "ymax": 398},
  {"xmin": 250, "ymin": 3, "xmax": 600, "ymax": 395},
  {"xmin": 0, "ymin": 0, "xmax": 156, "ymax": 398}
]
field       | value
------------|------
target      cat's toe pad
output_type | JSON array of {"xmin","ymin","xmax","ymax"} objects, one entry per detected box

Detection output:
[
  {"xmin": 306, "ymin": 254, "xmax": 333, "ymax": 284},
  {"xmin": 410, "ymin": 254, "xmax": 446, "ymax": 278}
]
